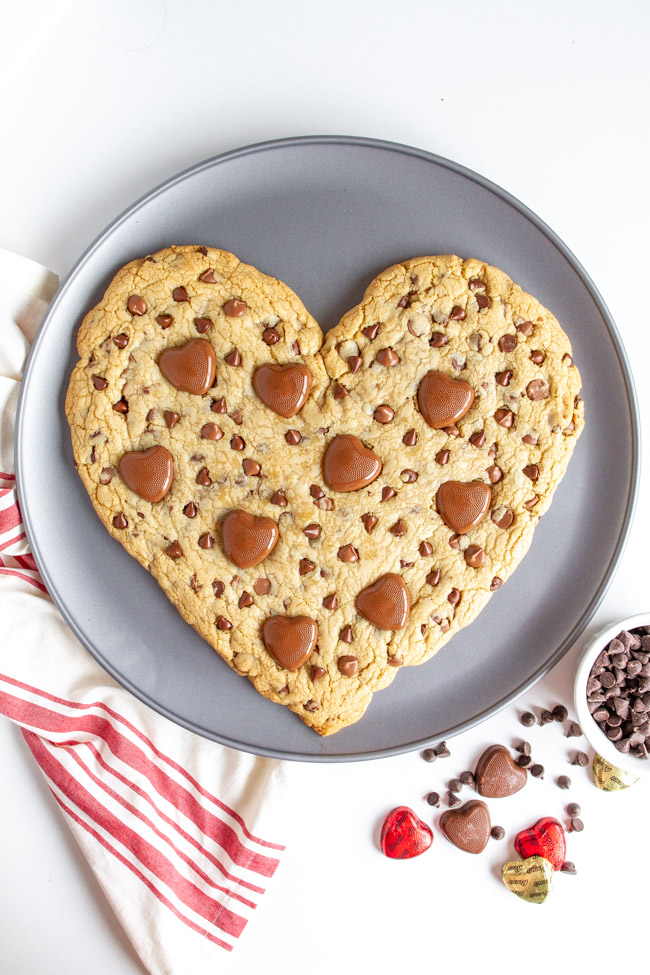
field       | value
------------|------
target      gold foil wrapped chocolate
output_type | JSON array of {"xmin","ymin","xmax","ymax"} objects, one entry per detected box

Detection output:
[
  {"xmin": 502, "ymin": 856, "xmax": 554, "ymax": 903},
  {"xmin": 592, "ymin": 753, "xmax": 639, "ymax": 791}
]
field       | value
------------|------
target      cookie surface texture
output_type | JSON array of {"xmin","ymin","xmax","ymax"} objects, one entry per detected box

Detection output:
[{"xmin": 66, "ymin": 248, "xmax": 584, "ymax": 735}]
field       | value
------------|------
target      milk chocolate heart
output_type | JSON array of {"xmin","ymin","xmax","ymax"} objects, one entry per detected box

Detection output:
[
  {"xmin": 440, "ymin": 800, "xmax": 491, "ymax": 853},
  {"xmin": 67, "ymin": 247, "xmax": 584, "ymax": 736},
  {"xmin": 159, "ymin": 338, "xmax": 216, "ymax": 394},
  {"xmin": 118, "ymin": 446, "xmax": 174, "ymax": 503},
  {"xmin": 323, "ymin": 435, "xmax": 382, "ymax": 492},
  {"xmin": 514, "ymin": 817, "xmax": 565, "ymax": 870},
  {"xmin": 502, "ymin": 856, "xmax": 554, "ymax": 903},
  {"xmin": 380, "ymin": 806, "xmax": 433, "ymax": 859},
  {"xmin": 262, "ymin": 616, "xmax": 318, "ymax": 671},
  {"xmin": 475, "ymin": 744, "xmax": 527, "ymax": 797},
  {"xmin": 417, "ymin": 371, "xmax": 475, "ymax": 429},
  {"xmin": 356, "ymin": 573, "xmax": 410, "ymax": 630},
  {"xmin": 221, "ymin": 511, "xmax": 279, "ymax": 568},
  {"xmin": 253, "ymin": 363, "xmax": 312, "ymax": 417},
  {"xmin": 436, "ymin": 481, "xmax": 492, "ymax": 534}
]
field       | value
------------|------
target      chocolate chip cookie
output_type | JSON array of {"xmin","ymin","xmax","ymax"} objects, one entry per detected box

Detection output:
[{"xmin": 65, "ymin": 247, "xmax": 584, "ymax": 735}]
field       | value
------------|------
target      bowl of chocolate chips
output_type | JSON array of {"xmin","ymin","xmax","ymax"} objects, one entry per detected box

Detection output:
[{"xmin": 574, "ymin": 613, "xmax": 650, "ymax": 775}]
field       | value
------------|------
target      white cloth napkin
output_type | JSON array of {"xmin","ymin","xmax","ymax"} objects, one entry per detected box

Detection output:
[{"xmin": 0, "ymin": 249, "xmax": 290, "ymax": 972}]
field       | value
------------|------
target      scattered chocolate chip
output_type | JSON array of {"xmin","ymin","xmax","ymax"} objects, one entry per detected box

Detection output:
[
  {"xmin": 127, "ymin": 295, "xmax": 147, "ymax": 316},
  {"xmin": 553, "ymin": 705, "xmax": 569, "ymax": 722},
  {"xmin": 389, "ymin": 519, "xmax": 406, "ymax": 536},
  {"xmin": 223, "ymin": 299, "xmax": 247, "ymax": 317},
  {"xmin": 262, "ymin": 327, "xmax": 280, "ymax": 345},
  {"xmin": 285, "ymin": 429, "xmax": 302, "ymax": 445},
  {"xmin": 556, "ymin": 775, "xmax": 571, "ymax": 790},
  {"xmin": 374, "ymin": 405, "xmax": 395, "ymax": 423},
  {"xmin": 570, "ymin": 817, "xmax": 584, "ymax": 832},
  {"xmin": 447, "ymin": 589, "xmax": 461, "ymax": 607},
  {"xmin": 522, "ymin": 433, "xmax": 538, "ymax": 446},
  {"xmin": 469, "ymin": 430, "xmax": 486, "ymax": 448},
  {"xmin": 567, "ymin": 802, "xmax": 581, "ymax": 817},
  {"xmin": 426, "ymin": 791, "xmax": 441, "ymax": 807},
  {"xmin": 435, "ymin": 741, "xmax": 451, "ymax": 758},
  {"xmin": 199, "ymin": 268, "xmax": 216, "ymax": 282},
  {"xmin": 419, "ymin": 541, "xmax": 433, "ymax": 557},
  {"xmin": 459, "ymin": 771, "xmax": 474, "ymax": 787},
  {"xmin": 523, "ymin": 463, "xmax": 539, "ymax": 482},
  {"xmin": 495, "ymin": 370, "xmax": 512, "ymax": 386},
  {"xmin": 516, "ymin": 755, "xmax": 531, "ymax": 767},
  {"xmin": 339, "ymin": 624, "xmax": 354, "ymax": 644},
  {"xmin": 254, "ymin": 578, "xmax": 271, "ymax": 595},
  {"xmin": 566, "ymin": 721, "xmax": 582, "ymax": 737},
  {"xmin": 112, "ymin": 397, "xmax": 129, "ymax": 414},
  {"xmin": 201, "ymin": 422, "xmax": 223, "ymax": 440},
  {"xmin": 516, "ymin": 740, "xmax": 532, "ymax": 755},
  {"xmin": 310, "ymin": 484, "xmax": 324, "ymax": 499},
  {"xmin": 402, "ymin": 429, "xmax": 418, "ymax": 446},
  {"xmin": 476, "ymin": 294, "xmax": 490, "ymax": 310},
  {"xmin": 520, "ymin": 711, "xmax": 535, "ymax": 727},
  {"xmin": 112, "ymin": 333, "xmax": 129, "ymax": 349},
  {"xmin": 516, "ymin": 320, "xmax": 534, "ymax": 336},
  {"xmin": 225, "ymin": 349, "xmax": 242, "ymax": 367},
  {"xmin": 464, "ymin": 545, "xmax": 485, "ymax": 568},
  {"xmin": 486, "ymin": 465, "xmax": 503, "ymax": 484},
  {"xmin": 422, "ymin": 748, "xmax": 437, "ymax": 763},
  {"xmin": 530, "ymin": 764, "xmax": 544, "ymax": 778},
  {"xmin": 333, "ymin": 382, "xmax": 349, "ymax": 399},
  {"xmin": 212, "ymin": 580, "xmax": 225, "ymax": 597},
  {"xmin": 539, "ymin": 709, "xmax": 554, "ymax": 725},
  {"xmin": 570, "ymin": 752, "xmax": 589, "ymax": 767},
  {"xmin": 183, "ymin": 502, "xmax": 197, "ymax": 518},
  {"xmin": 448, "ymin": 778, "xmax": 462, "ymax": 793},
  {"xmin": 498, "ymin": 334, "xmax": 517, "ymax": 353},
  {"xmin": 238, "ymin": 591, "xmax": 254, "ymax": 608},
  {"xmin": 322, "ymin": 593, "xmax": 338, "ymax": 610},
  {"xmin": 445, "ymin": 792, "xmax": 461, "ymax": 807},
  {"xmin": 400, "ymin": 469, "xmax": 418, "ymax": 483},
  {"xmin": 561, "ymin": 861, "xmax": 577, "ymax": 874},
  {"xmin": 490, "ymin": 825, "xmax": 505, "ymax": 840},
  {"xmin": 523, "ymin": 495, "xmax": 539, "ymax": 510}
]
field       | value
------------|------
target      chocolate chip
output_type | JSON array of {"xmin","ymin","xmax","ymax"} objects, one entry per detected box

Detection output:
[
  {"xmin": 156, "ymin": 314, "xmax": 173, "ymax": 329},
  {"xmin": 311, "ymin": 666, "xmax": 326, "ymax": 681},
  {"xmin": 310, "ymin": 484, "xmax": 325, "ymax": 499},
  {"xmin": 520, "ymin": 711, "xmax": 535, "ymax": 727},
  {"xmin": 419, "ymin": 541, "xmax": 433, "ymax": 557},
  {"xmin": 523, "ymin": 495, "xmax": 539, "ymax": 510},
  {"xmin": 522, "ymin": 433, "xmax": 538, "ymax": 445},
  {"xmin": 526, "ymin": 379, "xmax": 549, "ymax": 401},
  {"xmin": 389, "ymin": 520, "xmax": 406, "ymax": 536},
  {"xmin": 495, "ymin": 408, "xmax": 514, "ymax": 427},
  {"xmin": 459, "ymin": 770, "xmax": 474, "ymax": 786},
  {"xmin": 183, "ymin": 502, "xmax": 197, "ymax": 518},
  {"xmin": 361, "ymin": 514, "xmax": 378, "ymax": 533},
  {"xmin": 430, "ymin": 332, "xmax": 448, "ymax": 347},
  {"xmin": 223, "ymin": 299, "xmax": 247, "ymax": 317},
  {"xmin": 299, "ymin": 559, "xmax": 315, "ymax": 575},
  {"xmin": 238, "ymin": 591, "xmax": 254, "ymax": 608},
  {"xmin": 196, "ymin": 467, "xmax": 212, "ymax": 486},
  {"xmin": 194, "ymin": 317, "xmax": 213, "ymax": 334},
  {"xmin": 348, "ymin": 354, "xmax": 363, "ymax": 373},
  {"xmin": 113, "ymin": 397, "xmax": 129, "ymax": 414},
  {"xmin": 112, "ymin": 513, "xmax": 128, "ymax": 529},
  {"xmin": 333, "ymin": 382, "xmax": 349, "ymax": 399},
  {"xmin": 284, "ymin": 429, "xmax": 302, "ymax": 445},
  {"xmin": 490, "ymin": 825, "xmax": 505, "ymax": 840},
  {"xmin": 449, "ymin": 535, "xmax": 461, "ymax": 550},
  {"xmin": 523, "ymin": 464, "xmax": 539, "ymax": 481},
  {"xmin": 469, "ymin": 430, "xmax": 486, "ymax": 448},
  {"xmin": 426, "ymin": 569, "xmax": 441, "ymax": 587},
  {"xmin": 476, "ymin": 294, "xmax": 491, "ymax": 310},
  {"xmin": 230, "ymin": 435, "xmax": 245, "ymax": 451},
  {"xmin": 362, "ymin": 322, "xmax": 380, "ymax": 340},
  {"xmin": 498, "ymin": 334, "xmax": 517, "ymax": 352},
  {"xmin": 254, "ymin": 578, "xmax": 271, "ymax": 595},
  {"xmin": 216, "ymin": 616, "xmax": 232, "ymax": 630},
  {"xmin": 172, "ymin": 286, "xmax": 189, "ymax": 302},
  {"xmin": 492, "ymin": 507, "xmax": 514, "ymax": 530},
  {"xmin": 127, "ymin": 295, "xmax": 147, "ymax": 316},
  {"xmin": 374, "ymin": 405, "xmax": 395, "ymax": 423},
  {"xmin": 556, "ymin": 775, "xmax": 571, "ymax": 790},
  {"xmin": 516, "ymin": 320, "xmax": 534, "ymax": 336},
  {"xmin": 199, "ymin": 268, "xmax": 216, "ymax": 282},
  {"xmin": 165, "ymin": 541, "xmax": 183, "ymax": 559},
  {"xmin": 530, "ymin": 350, "xmax": 546, "ymax": 364},
  {"xmin": 530, "ymin": 764, "xmax": 544, "ymax": 778},
  {"xmin": 561, "ymin": 861, "xmax": 577, "ymax": 874},
  {"xmin": 566, "ymin": 721, "xmax": 582, "ymax": 737},
  {"xmin": 422, "ymin": 748, "xmax": 437, "ymax": 763},
  {"xmin": 464, "ymin": 545, "xmax": 485, "ymax": 568},
  {"xmin": 516, "ymin": 755, "xmax": 531, "ymax": 767},
  {"xmin": 225, "ymin": 349, "xmax": 242, "ymax": 367},
  {"xmin": 400, "ymin": 469, "xmax": 418, "ymax": 483},
  {"xmin": 337, "ymin": 544, "xmax": 359, "ymax": 562},
  {"xmin": 434, "ymin": 741, "xmax": 451, "ymax": 757},
  {"xmin": 339, "ymin": 624, "xmax": 354, "ymax": 644},
  {"xmin": 426, "ymin": 791, "xmax": 441, "ymax": 807},
  {"xmin": 211, "ymin": 397, "xmax": 227, "ymax": 414},
  {"xmin": 92, "ymin": 374, "xmax": 108, "ymax": 390},
  {"xmin": 201, "ymin": 422, "xmax": 223, "ymax": 440},
  {"xmin": 539, "ymin": 709, "xmax": 554, "ymax": 725},
  {"xmin": 570, "ymin": 818, "xmax": 584, "ymax": 832},
  {"xmin": 486, "ymin": 465, "xmax": 503, "ymax": 484},
  {"xmin": 212, "ymin": 580, "xmax": 225, "ymax": 597},
  {"xmin": 263, "ymin": 327, "xmax": 280, "ymax": 345},
  {"xmin": 271, "ymin": 489, "xmax": 287, "ymax": 506},
  {"xmin": 338, "ymin": 655, "xmax": 358, "ymax": 677},
  {"xmin": 448, "ymin": 778, "xmax": 462, "ymax": 793},
  {"xmin": 449, "ymin": 305, "xmax": 466, "ymax": 321},
  {"xmin": 447, "ymin": 589, "xmax": 461, "ymax": 607},
  {"xmin": 198, "ymin": 533, "xmax": 214, "ymax": 549},
  {"xmin": 552, "ymin": 705, "xmax": 568, "ymax": 722},
  {"xmin": 495, "ymin": 370, "xmax": 512, "ymax": 386},
  {"xmin": 445, "ymin": 792, "xmax": 461, "ymax": 807},
  {"xmin": 375, "ymin": 347, "xmax": 399, "ymax": 366},
  {"xmin": 570, "ymin": 752, "xmax": 589, "ymax": 767},
  {"xmin": 435, "ymin": 449, "xmax": 450, "ymax": 465},
  {"xmin": 303, "ymin": 524, "xmax": 321, "ymax": 540},
  {"xmin": 402, "ymin": 429, "xmax": 418, "ymax": 446},
  {"xmin": 242, "ymin": 459, "xmax": 261, "ymax": 476},
  {"xmin": 381, "ymin": 486, "xmax": 397, "ymax": 502}
]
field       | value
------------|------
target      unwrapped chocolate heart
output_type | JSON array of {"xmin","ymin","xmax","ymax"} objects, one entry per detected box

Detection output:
[
  {"xmin": 380, "ymin": 806, "xmax": 433, "ymax": 859},
  {"xmin": 66, "ymin": 247, "xmax": 583, "ymax": 735}
]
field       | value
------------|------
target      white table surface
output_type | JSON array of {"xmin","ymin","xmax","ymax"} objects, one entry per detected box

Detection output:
[{"xmin": 1, "ymin": 1, "xmax": 649, "ymax": 971}]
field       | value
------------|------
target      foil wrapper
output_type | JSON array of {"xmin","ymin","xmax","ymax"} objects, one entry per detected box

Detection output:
[
  {"xmin": 592, "ymin": 753, "xmax": 639, "ymax": 791},
  {"xmin": 502, "ymin": 855, "xmax": 554, "ymax": 903}
]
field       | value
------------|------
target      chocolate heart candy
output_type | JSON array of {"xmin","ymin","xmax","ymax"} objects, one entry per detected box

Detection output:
[
  {"xmin": 502, "ymin": 855, "xmax": 554, "ymax": 903},
  {"xmin": 262, "ymin": 616, "xmax": 318, "ymax": 670},
  {"xmin": 380, "ymin": 806, "xmax": 433, "ymax": 859},
  {"xmin": 514, "ymin": 817, "xmax": 566, "ymax": 871},
  {"xmin": 475, "ymin": 744, "xmax": 527, "ymax": 797},
  {"xmin": 222, "ymin": 510, "xmax": 279, "ymax": 568},
  {"xmin": 436, "ymin": 480, "xmax": 491, "ymax": 534},
  {"xmin": 253, "ymin": 363, "xmax": 312, "ymax": 417},
  {"xmin": 159, "ymin": 338, "xmax": 216, "ymax": 394},
  {"xmin": 322, "ymin": 434, "xmax": 382, "ymax": 492},
  {"xmin": 356, "ymin": 573, "xmax": 410, "ymax": 630},
  {"xmin": 440, "ymin": 800, "xmax": 491, "ymax": 854},
  {"xmin": 417, "ymin": 371, "xmax": 475, "ymax": 429},
  {"xmin": 118, "ymin": 445, "xmax": 173, "ymax": 503}
]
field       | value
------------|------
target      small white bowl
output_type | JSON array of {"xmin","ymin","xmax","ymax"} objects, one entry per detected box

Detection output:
[{"xmin": 574, "ymin": 612, "xmax": 650, "ymax": 777}]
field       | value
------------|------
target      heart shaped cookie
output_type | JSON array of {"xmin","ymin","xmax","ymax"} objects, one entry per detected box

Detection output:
[
  {"xmin": 514, "ymin": 816, "xmax": 566, "ymax": 870},
  {"xmin": 380, "ymin": 806, "xmax": 433, "ymax": 859},
  {"xmin": 66, "ymin": 246, "xmax": 583, "ymax": 734},
  {"xmin": 502, "ymin": 855, "xmax": 554, "ymax": 903}
]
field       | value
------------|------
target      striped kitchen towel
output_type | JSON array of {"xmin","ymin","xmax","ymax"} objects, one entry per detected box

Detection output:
[{"xmin": 0, "ymin": 249, "xmax": 290, "ymax": 972}]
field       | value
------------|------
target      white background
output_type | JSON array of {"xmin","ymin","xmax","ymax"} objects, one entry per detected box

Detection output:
[{"xmin": 1, "ymin": 0, "xmax": 649, "ymax": 971}]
